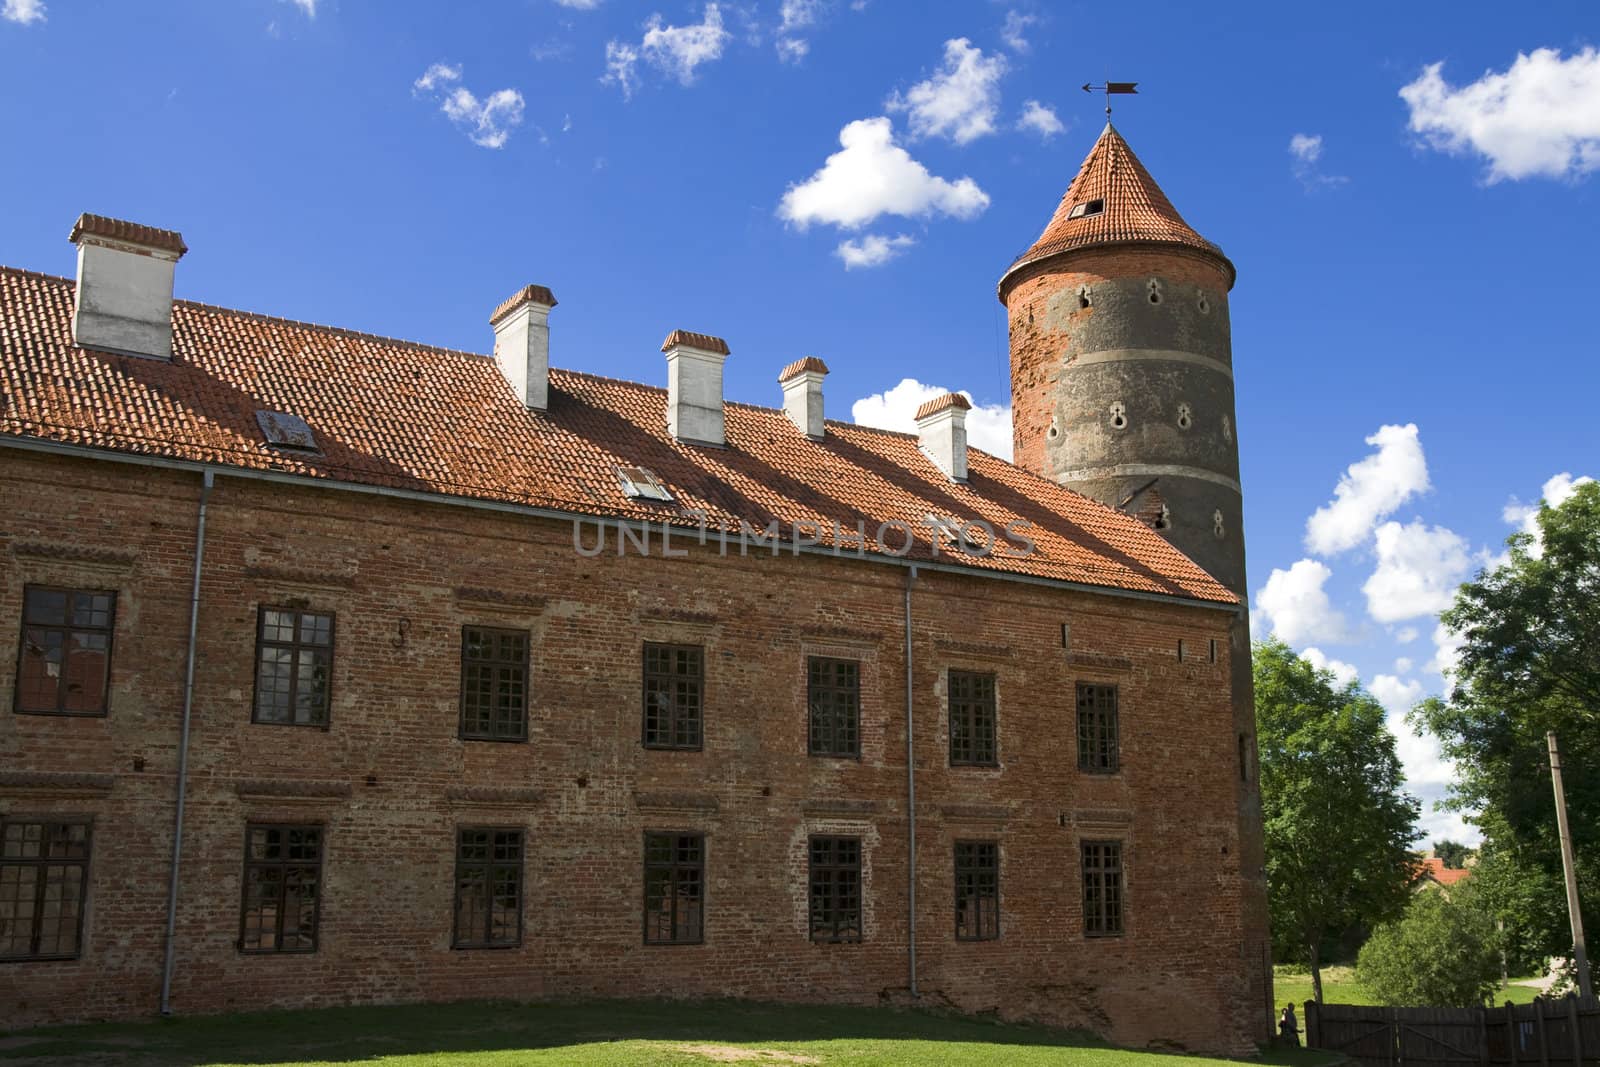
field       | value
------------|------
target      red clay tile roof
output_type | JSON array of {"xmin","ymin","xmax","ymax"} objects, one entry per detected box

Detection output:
[
  {"xmin": 0, "ymin": 266, "xmax": 1236, "ymax": 605},
  {"xmin": 777, "ymin": 356, "xmax": 829, "ymax": 382},
  {"xmin": 68, "ymin": 213, "xmax": 188, "ymax": 256},
  {"xmin": 1420, "ymin": 858, "xmax": 1470, "ymax": 887},
  {"xmin": 999, "ymin": 124, "xmax": 1232, "ymax": 295},
  {"xmin": 489, "ymin": 284, "xmax": 558, "ymax": 326},
  {"xmin": 914, "ymin": 393, "xmax": 972, "ymax": 420},
  {"xmin": 660, "ymin": 329, "xmax": 730, "ymax": 355}
]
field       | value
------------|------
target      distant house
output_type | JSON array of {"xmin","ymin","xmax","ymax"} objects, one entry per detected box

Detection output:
[{"xmin": 1417, "ymin": 856, "xmax": 1471, "ymax": 895}]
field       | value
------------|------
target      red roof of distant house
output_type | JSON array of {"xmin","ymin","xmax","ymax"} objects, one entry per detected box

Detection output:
[
  {"xmin": 0, "ymin": 266, "xmax": 1239, "ymax": 605},
  {"xmin": 1420, "ymin": 858, "xmax": 1470, "ymax": 887}
]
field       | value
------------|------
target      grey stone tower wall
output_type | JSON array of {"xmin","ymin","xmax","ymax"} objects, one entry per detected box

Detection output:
[{"xmin": 1002, "ymin": 243, "xmax": 1274, "ymax": 1041}]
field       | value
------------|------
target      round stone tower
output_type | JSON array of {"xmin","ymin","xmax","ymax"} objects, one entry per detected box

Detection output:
[{"xmin": 999, "ymin": 123, "xmax": 1272, "ymax": 1039}]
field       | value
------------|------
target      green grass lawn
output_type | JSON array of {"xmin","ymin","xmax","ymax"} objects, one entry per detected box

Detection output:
[
  {"xmin": 0, "ymin": 998, "xmax": 1344, "ymax": 1067},
  {"xmin": 1272, "ymin": 965, "xmax": 1547, "ymax": 1009}
]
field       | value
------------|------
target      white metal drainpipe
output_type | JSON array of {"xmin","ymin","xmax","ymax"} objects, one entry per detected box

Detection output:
[
  {"xmin": 904, "ymin": 564, "xmax": 918, "ymax": 998},
  {"xmin": 160, "ymin": 468, "xmax": 212, "ymax": 1016}
]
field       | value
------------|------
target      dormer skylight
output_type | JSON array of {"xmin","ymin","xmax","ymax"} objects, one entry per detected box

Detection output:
[
  {"xmin": 255, "ymin": 410, "xmax": 318, "ymax": 452},
  {"xmin": 1067, "ymin": 198, "xmax": 1105, "ymax": 220},
  {"xmin": 617, "ymin": 465, "xmax": 674, "ymax": 502}
]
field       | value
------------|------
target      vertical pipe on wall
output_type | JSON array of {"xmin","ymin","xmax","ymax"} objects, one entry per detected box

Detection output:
[
  {"xmin": 160, "ymin": 468, "xmax": 212, "ymax": 1015},
  {"xmin": 904, "ymin": 564, "xmax": 918, "ymax": 997}
]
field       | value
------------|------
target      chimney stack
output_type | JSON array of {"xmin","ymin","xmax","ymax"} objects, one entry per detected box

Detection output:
[
  {"xmin": 778, "ymin": 357, "xmax": 828, "ymax": 439},
  {"xmin": 662, "ymin": 330, "xmax": 730, "ymax": 446},
  {"xmin": 914, "ymin": 392, "xmax": 971, "ymax": 482},
  {"xmin": 490, "ymin": 285, "xmax": 557, "ymax": 410},
  {"xmin": 68, "ymin": 213, "xmax": 187, "ymax": 361}
]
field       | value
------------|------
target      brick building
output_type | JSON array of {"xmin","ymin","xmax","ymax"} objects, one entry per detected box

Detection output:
[{"xmin": 0, "ymin": 128, "xmax": 1270, "ymax": 1052}]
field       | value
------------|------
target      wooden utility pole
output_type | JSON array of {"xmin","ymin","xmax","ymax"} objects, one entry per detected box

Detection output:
[{"xmin": 1547, "ymin": 732, "xmax": 1593, "ymax": 998}]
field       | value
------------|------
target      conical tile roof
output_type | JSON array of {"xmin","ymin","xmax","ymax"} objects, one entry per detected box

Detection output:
[{"xmin": 1000, "ymin": 123, "xmax": 1232, "ymax": 293}]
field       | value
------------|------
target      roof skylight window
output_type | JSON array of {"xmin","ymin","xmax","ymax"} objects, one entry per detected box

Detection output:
[
  {"xmin": 617, "ymin": 465, "xmax": 674, "ymax": 502},
  {"xmin": 255, "ymin": 410, "xmax": 318, "ymax": 452},
  {"xmin": 1067, "ymin": 199, "xmax": 1105, "ymax": 220}
]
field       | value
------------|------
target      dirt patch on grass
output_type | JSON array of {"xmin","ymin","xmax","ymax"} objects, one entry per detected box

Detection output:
[{"xmin": 675, "ymin": 1043, "xmax": 821, "ymax": 1063}]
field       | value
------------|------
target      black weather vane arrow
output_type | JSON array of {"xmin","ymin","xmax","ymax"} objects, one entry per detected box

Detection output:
[{"xmin": 1082, "ymin": 81, "xmax": 1138, "ymax": 118}]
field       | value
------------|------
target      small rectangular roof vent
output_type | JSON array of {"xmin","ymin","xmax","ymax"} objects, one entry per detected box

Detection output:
[
  {"xmin": 1067, "ymin": 198, "xmax": 1105, "ymax": 220},
  {"xmin": 616, "ymin": 465, "xmax": 674, "ymax": 502},
  {"xmin": 255, "ymin": 410, "xmax": 318, "ymax": 452}
]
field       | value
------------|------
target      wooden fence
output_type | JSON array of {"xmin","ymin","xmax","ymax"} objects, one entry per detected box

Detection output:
[{"xmin": 1307, "ymin": 997, "xmax": 1600, "ymax": 1067}]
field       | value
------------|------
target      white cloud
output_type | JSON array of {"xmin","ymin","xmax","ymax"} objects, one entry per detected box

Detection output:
[
  {"xmin": 413, "ymin": 64, "xmax": 525, "ymax": 149},
  {"xmin": 835, "ymin": 233, "xmax": 915, "ymax": 269},
  {"xmin": 1305, "ymin": 423, "xmax": 1430, "ymax": 555},
  {"xmin": 886, "ymin": 38, "xmax": 1008, "ymax": 144},
  {"xmin": 1503, "ymin": 471, "xmax": 1595, "ymax": 558},
  {"xmin": 283, "ymin": 0, "xmax": 316, "ymax": 17},
  {"xmin": 639, "ymin": 3, "xmax": 729, "ymax": 85},
  {"xmin": 851, "ymin": 378, "xmax": 1013, "ymax": 461},
  {"xmin": 776, "ymin": 0, "xmax": 825, "ymax": 62},
  {"xmin": 1399, "ymin": 48, "xmax": 1600, "ymax": 183},
  {"xmin": 1394, "ymin": 656, "xmax": 1414, "ymax": 675},
  {"xmin": 1017, "ymin": 100, "xmax": 1064, "ymax": 139},
  {"xmin": 2, "ymin": 0, "xmax": 46, "ymax": 23},
  {"xmin": 1289, "ymin": 132, "xmax": 1348, "ymax": 189},
  {"xmin": 1362, "ymin": 520, "xmax": 1475, "ymax": 624},
  {"xmin": 1301, "ymin": 647, "xmax": 1359, "ymax": 688},
  {"xmin": 1000, "ymin": 10, "xmax": 1035, "ymax": 53},
  {"xmin": 602, "ymin": 41, "xmax": 641, "ymax": 98},
  {"xmin": 778, "ymin": 116, "xmax": 990, "ymax": 230},
  {"xmin": 1371, "ymin": 674, "xmax": 1425, "ymax": 715},
  {"xmin": 554, "ymin": 0, "xmax": 602, "ymax": 7},
  {"xmin": 1254, "ymin": 559, "xmax": 1351, "ymax": 647},
  {"xmin": 1425, "ymin": 619, "xmax": 1466, "ymax": 678},
  {"xmin": 1395, "ymin": 626, "xmax": 1420, "ymax": 644}
]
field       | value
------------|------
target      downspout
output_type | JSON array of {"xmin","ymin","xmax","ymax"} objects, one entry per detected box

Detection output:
[
  {"xmin": 160, "ymin": 468, "xmax": 212, "ymax": 1015},
  {"xmin": 904, "ymin": 564, "xmax": 918, "ymax": 998}
]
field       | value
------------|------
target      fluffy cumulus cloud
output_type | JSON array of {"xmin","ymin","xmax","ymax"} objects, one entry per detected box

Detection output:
[
  {"xmin": 1371, "ymin": 673, "xmax": 1424, "ymax": 715},
  {"xmin": 851, "ymin": 379, "xmax": 1013, "ymax": 461},
  {"xmin": 1305, "ymin": 423, "xmax": 1430, "ymax": 555},
  {"xmin": 1017, "ymin": 100, "xmax": 1064, "ymax": 139},
  {"xmin": 413, "ymin": 64, "xmax": 525, "ymax": 149},
  {"xmin": 2, "ymin": 0, "xmax": 45, "ymax": 23},
  {"xmin": 1363, "ymin": 520, "xmax": 1476, "ymax": 623},
  {"xmin": 1503, "ymin": 471, "xmax": 1595, "ymax": 558},
  {"xmin": 999, "ymin": 10, "xmax": 1035, "ymax": 53},
  {"xmin": 604, "ymin": 4, "xmax": 729, "ymax": 97},
  {"xmin": 835, "ymin": 233, "xmax": 915, "ymax": 270},
  {"xmin": 1289, "ymin": 132, "xmax": 1348, "ymax": 189},
  {"xmin": 886, "ymin": 38, "xmax": 1008, "ymax": 144},
  {"xmin": 1300, "ymin": 647, "xmax": 1359, "ymax": 688},
  {"xmin": 1400, "ymin": 48, "xmax": 1600, "ymax": 182},
  {"xmin": 1254, "ymin": 559, "xmax": 1351, "ymax": 647},
  {"xmin": 1426, "ymin": 619, "xmax": 1467, "ymax": 678},
  {"xmin": 778, "ymin": 117, "xmax": 989, "ymax": 230}
]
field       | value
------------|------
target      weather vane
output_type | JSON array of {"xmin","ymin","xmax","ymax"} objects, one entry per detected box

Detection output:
[{"xmin": 1081, "ymin": 81, "xmax": 1138, "ymax": 118}]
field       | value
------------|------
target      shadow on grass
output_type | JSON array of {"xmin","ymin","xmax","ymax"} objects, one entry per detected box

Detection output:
[{"xmin": 0, "ymin": 998, "xmax": 1342, "ymax": 1066}]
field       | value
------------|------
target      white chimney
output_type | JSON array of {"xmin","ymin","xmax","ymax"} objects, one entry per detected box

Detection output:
[
  {"xmin": 68, "ymin": 214, "xmax": 187, "ymax": 361},
  {"xmin": 490, "ymin": 285, "xmax": 557, "ymax": 411},
  {"xmin": 662, "ymin": 330, "xmax": 730, "ymax": 446},
  {"xmin": 915, "ymin": 392, "xmax": 971, "ymax": 482},
  {"xmin": 778, "ymin": 356, "xmax": 828, "ymax": 439}
]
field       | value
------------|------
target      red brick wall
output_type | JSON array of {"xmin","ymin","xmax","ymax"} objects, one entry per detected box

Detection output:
[{"xmin": 0, "ymin": 450, "xmax": 1260, "ymax": 1053}]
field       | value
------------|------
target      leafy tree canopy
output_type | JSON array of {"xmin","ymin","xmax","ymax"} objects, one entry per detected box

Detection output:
[
  {"xmin": 1357, "ymin": 889, "xmax": 1503, "ymax": 1007},
  {"xmin": 1256, "ymin": 639, "xmax": 1421, "ymax": 1002},
  {"xmin": 1432, "ymin": 839, "xmax": 1472, "ymax": 870}
]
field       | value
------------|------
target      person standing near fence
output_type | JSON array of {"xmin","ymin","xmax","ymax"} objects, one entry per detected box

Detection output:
[{"xmin": 1279, "ymin": 1004, "xmax": 1300, "ymax": 1048}]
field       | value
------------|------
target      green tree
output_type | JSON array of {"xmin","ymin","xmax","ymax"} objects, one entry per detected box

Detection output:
[
  {"xmin": 1256, "ymin": 639, "xmax": 1421, "ymax": 1003},
  {"xmin": 1432, "ymin": 839, "xmax": 1472, "ymax": 869},
  {"xmin": 1356, "ymin": 889, "xmax": 1504, "ymax": 1007},
  {"xmin": 1413, "ymin": 482, "xmax": 1600, "ymax": 958},
  {"xmin": 1460, "ymin": 821, "xmax": 1567, "ymax": 977}
]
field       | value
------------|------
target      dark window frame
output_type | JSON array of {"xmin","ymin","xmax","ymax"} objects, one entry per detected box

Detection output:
[
  {"xmin": 251, "ymin": 606, "xmax": 335, "ymax": 728},
  {"xmin": 642, "ymin": 831, "xmax": 705, "ymax": 946},
  {"xmin": 452, "ymin": 826, "xmax": 524, "ymax": 950},
  {"xmin": 459, "ymin": 626, "xmax": 531, "ymax": 743},
  {"xmin": 953, "ymin": 840, "xmax": 1000, "ymax": 942},
  {"xmin": 1076, "ymin": 682, "xmax": 1120, "ymax": 774},
  {"xmin": 0, "ymin": 818, "xmax": 92, "ymax": 961},
  {"xmin": 13, "ymin": 585, "xmax": 117, "ymax": 717},
  {"xmin": 948, "ymin": 669, "xmax": 998, "ymax": 767},
  {"xmin": 807, "ymin": 834, "xmax": 862, "ymax": 943},
  {"xmin": 1082, "ymin": 839, "xmax": 1125, "ymax": 938},
  {"xmin": 238, "ymin": 823, "xmax": 324, "ymax": 955},
  {"xmin": 642, "ymin": 643, "xmax": 704, "ymax": 751},
  {"xmin": 807, "ymin": 656, "xmax": 861, "ymax": 759}
]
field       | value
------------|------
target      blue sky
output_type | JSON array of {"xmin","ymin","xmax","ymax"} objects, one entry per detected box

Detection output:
[{"xmin": 3, "ymin": 0, "xmax": 1598, "ymax": 843}]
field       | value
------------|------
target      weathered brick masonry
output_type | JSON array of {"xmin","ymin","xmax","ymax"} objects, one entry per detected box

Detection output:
[{"xmin": 0, "ymin": 449, "xmax": 1256, "ymax": 1051}]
